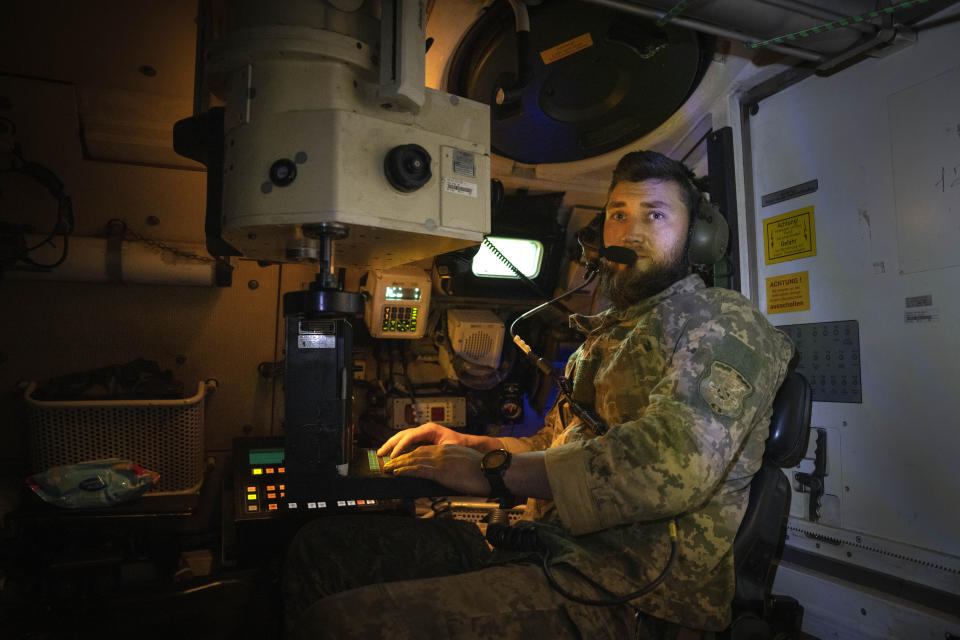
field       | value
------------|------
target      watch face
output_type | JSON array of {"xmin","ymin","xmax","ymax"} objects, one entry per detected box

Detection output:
[{"xmin": 482, "ymin": 449, "xmax": 509, "ymax": 471}]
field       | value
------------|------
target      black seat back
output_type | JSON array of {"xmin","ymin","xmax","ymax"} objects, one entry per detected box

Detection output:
[{"xmin": 732, "ymin": 370, "xmax": 812, "ymax": 613}]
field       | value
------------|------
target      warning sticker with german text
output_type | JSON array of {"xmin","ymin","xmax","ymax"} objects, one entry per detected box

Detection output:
[
  {"xmin": 766, "ymin": 271, "xmax": 810, "ymax": 314},
  {"xmin": 763, "ymin": 206, "xmax": 817, "ymax": 264}
]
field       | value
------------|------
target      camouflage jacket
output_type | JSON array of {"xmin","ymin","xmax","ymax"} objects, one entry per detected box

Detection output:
[{"xmin": 499, "ymin": 274, "xmax": 794, "ymax": 631}]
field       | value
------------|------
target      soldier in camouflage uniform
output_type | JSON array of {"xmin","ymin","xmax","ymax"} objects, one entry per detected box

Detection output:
[{"xmin": 283, "ymin": 151, "xmax": 794, "ymax": 639}]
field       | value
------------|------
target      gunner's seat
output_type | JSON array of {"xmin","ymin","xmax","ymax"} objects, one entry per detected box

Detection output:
[{"xmin": 725, "ymin": 368, "xmax": 812, "ymax": 639}]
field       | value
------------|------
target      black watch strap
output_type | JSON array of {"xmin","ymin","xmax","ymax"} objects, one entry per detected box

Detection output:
[
  {"xmin": 485, "ymin": 468, "xmax": 510, "ymax": 501},
  {"xmin": 481, "ymin": 449, "xmax": 513, "ymax": 501}
]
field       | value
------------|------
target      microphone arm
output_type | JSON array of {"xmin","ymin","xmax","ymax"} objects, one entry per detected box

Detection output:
[
  {"xmin": 509, "ymin": 267, "xmax": 609, "ymax": 435},
  {"xmin": 508, "ymin": 236, "xmax": 638, "ymax": 435}
]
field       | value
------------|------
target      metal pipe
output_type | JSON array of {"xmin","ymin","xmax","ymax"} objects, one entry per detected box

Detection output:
[
  {"xmin": 9, "ymin": 235, "xmax": 223, "ymax": 287},
  {"xmin": 578, "ymin": 0, "xmax": 827, "ymax": 62},
  {"xmin": 756, "ymin": 0, "xmax": 878, "ymax": 35},
  {"xmin": 816, "ymin": 21, "xmax": 897, "ymax": 71},
  {"xmin": 748, "ymin": 0, "xmax": 931, "ymax": 50}
]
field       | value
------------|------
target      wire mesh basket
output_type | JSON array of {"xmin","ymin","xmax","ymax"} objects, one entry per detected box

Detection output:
[{"xmin": 25, "ymin": 381, "xmax": 207, "ymax": 495}]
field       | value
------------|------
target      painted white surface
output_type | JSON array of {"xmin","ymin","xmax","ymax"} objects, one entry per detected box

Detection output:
[
  {"xmin": 746, "ymin": 9, "xmax": 960, "ymax": 582},
  {"xmin": 774, "ymin": 563, "xmax": 960, "ymax": 639},
  {"xmin": 888, "ymin": 64, "xmax": 960, "ymax": 275}
]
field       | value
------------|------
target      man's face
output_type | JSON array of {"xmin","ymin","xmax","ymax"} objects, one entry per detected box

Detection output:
[{"xmin": 599, "ymin": 178, "xmax": 691, "ymax": 310}]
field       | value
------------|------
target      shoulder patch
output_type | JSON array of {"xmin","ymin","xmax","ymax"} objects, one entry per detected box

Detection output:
[{"xmin": 699, "ymin": 361, "xmax": 754, "ymax": 418}]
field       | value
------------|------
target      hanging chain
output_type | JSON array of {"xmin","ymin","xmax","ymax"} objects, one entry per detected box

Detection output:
[{"xmin": 110, "ymin": 219, "xmax": 216, "ymax": 264}]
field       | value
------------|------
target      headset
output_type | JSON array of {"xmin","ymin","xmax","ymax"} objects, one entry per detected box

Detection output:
[
  {"xmin": 687, "ymin": 198, "xmax": 730, "ymax": 266},
  {"xmin": 580, "ymin": 192, "xmax": 730, "ymax": 267}
]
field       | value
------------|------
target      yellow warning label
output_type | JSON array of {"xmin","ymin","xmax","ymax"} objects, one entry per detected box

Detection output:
[
  {"xmin": 540, "ymin": 33, "xmax": 594, "ymax": 65},
  {"xmin": 763, "ymin": 206, "xmax": 817, "ymax": 264},
  {"xmin": 766, "ymin": 271, "xmax": 810, "ymax": 315}
]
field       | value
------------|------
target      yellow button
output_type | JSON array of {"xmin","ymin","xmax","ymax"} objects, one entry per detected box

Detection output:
[
  {"xmin": 252, "ymin": 468, "xmax": 263, "ymax": 475},
  {"xmin": 247, "ymin": 493, "xmax": 257, "ymax": 501}
]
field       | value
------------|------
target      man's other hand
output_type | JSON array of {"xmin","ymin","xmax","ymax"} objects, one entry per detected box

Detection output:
[{"xmin": 382, "ymin": 445, "xmax": 489, "ymax": 496}]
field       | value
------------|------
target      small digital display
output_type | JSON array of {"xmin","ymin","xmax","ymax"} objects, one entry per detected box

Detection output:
[
  {"xmin": 385, "ymin": 286, "xmax": 421, "ymax": 301},
  {"xmin": 249, "ymin": 448, "xmax": 285, "ymax": 465}
]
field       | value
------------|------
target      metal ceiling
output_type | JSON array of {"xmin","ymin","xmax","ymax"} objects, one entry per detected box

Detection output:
[{"xmin": 577, "ymin": 0, "xmax": 958, "ymax": 72}]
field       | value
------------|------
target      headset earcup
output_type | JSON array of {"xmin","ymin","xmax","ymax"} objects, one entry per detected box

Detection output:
[{"xmin": 688, "ymin": 200, "xmax": 730, "ymax": 265}]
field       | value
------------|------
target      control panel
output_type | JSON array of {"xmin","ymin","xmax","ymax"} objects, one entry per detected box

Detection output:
[
  {"xmin": 232, "ymin": 437, "xmax": 394, "ymax": 521},
  {"xmin": 388, "ymin": 395, "xmax": 467, "ymax": 430},
  {"xmin": 776, "ymin": 320, "xmax": 862, "ymax": 403},
  {"xmin": 361, "ymin": 266, "xmax": 432, "ymax": 338}
]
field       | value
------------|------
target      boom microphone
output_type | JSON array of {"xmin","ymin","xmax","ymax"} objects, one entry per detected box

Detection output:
[
  {"xmin": 577, "ymin": 227, "xmax": 638, "ymax": 271},
  {"xmin": 601, "ymin": 246, "xmax": 638, "ymax": 265}
]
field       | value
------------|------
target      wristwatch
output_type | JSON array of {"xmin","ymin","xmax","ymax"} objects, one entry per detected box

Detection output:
[{"xmin": 480, "ymin": 448, "xmax": 513, "ymax": 501}]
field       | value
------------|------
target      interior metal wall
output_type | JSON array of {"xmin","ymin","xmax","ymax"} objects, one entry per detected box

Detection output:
[
  {"xmin": 743, "ymin": 1, "xmax": 960, "ymax": 605},
  {"xmin": 0, "ymin": 1, "xmax": 285, "ymax": 475}
]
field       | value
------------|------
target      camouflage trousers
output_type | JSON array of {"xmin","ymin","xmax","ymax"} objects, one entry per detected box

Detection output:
[{"xmin": 282, "ymin": 515, "xmax": 714, "ymax": 640}]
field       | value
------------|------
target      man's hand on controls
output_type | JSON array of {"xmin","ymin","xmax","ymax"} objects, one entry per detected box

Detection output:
[
  {"xmin": 377, "ymin": 422, "xmax": 503, "ymax": 458},
  {"xmin": 382, "ymin": 444, "xmax": 491, "ymax": 496},
  {"xmin": 379, "ymin": 422, "xmax": 464, "ymax": 458},
  {"xmin": 378, "ymin": 423, "xmax": 554, "ymax": 500}
]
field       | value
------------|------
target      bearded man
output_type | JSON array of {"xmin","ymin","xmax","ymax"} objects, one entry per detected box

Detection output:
[{"xmin": 283, "ymin": 150, "xmax": 794, "ymax": 640}]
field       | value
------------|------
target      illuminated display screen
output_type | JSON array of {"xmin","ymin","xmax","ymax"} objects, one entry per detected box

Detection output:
[
  {"xmin": 385, "ymin": 286, "xmax": 421, "ymax": 301},
  {"xmin": 249, "ymin": 448, "xmax": 285, "ymax": 465},
  {"xmin": 472, "ymin": 237, "xmax": 543, "ymax": 278}
]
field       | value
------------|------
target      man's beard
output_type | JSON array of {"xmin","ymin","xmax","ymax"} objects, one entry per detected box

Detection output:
[{"xmin": 598, "ymin": 248, "xmax": 690, "ymax": 311}]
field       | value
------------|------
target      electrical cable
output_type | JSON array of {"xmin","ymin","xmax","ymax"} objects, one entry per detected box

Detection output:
[
  {"xmin": 509, "ymin": 269, "xmax": 609, "ymax": 435},
  {"xmin": 656, "ymin": 0, "xmax": 695, "ymax": 27},
  {"xmin": 492, "ymin": 254, "xmax": 680, "ymax": 606},
  {"xmin": 540, "ymin": 521, "xmax": 678, "ymax": 606},
  {"xmin": 509, "ymin": 269, "xmax": 596, "ymax": 342},
  {"xmin": 428, "ymin": 497, "xmax": 452, "ymax": 518},
  {"xmin": 482, "ymin": 236, "xmax": 549, "ymax": 299},
  {"xmin": 1, "ymin": 146, "xmax": 75, "ymax": 269},
  {"xmin": 482, "ymin": 236, "xmax": 577, "ymax": 316}
]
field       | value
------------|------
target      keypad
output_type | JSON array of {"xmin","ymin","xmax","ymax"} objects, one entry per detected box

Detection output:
[
  {"xmin": 242, "ymin": 465, "xmax": 377, "ymax": 517},
  {"xmin": 381, "ymin": 305, "xmax": 419, "ymax": 333}
]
